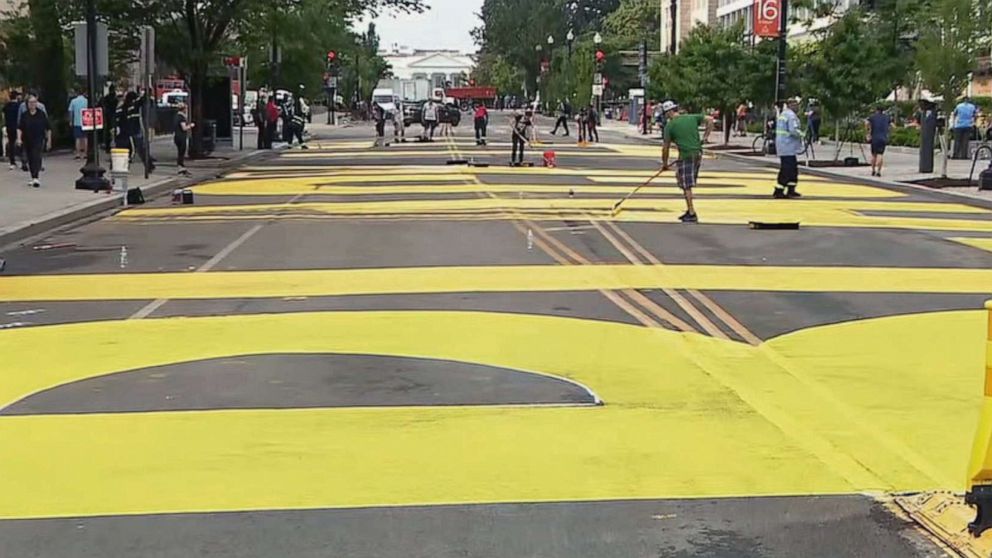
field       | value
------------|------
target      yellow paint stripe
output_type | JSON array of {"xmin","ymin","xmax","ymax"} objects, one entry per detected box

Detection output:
[
  {"xmin": 4, "ymin": 264, "xmax": 992, "ymax": 302},
  {"xmin": 117, "ymin": 198, "xmax": 989, "ymax": 217},
  {"xmin": 233, "ymin": 166, "xmax": 780, "ymax": 179},
  {"xmin": 192, "ymin": 180, "xmax": 888, "ymax": 199},
  {"xmin": 949, "ymin": 237, "xmax": 992, "ymax": 254},
  {"xmin": 278, "ymin": 150, "xmax": 665, "ymax": 159}
]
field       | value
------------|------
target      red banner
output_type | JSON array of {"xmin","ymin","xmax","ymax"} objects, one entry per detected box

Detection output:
[
  {"xmin": 81, "ymin": 108, "xmax": 104, "ymax": 131},
  {"xmin": 754, "ymin": 0, "xmax": 782, "ymax": 38}
]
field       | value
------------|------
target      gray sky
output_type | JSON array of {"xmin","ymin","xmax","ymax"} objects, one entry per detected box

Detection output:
[{"xmin": 362, "ymin": 0, "xmax": 483, "ymax": 52}]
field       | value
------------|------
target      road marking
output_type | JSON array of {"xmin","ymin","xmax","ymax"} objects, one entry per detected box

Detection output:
[
  {"xmin": 447, "ymin": 135, "xmax": 682, "ymax": 331},
  {"xmin": 128, "ymin": 191, "xmax": 308, "ymax": 320},
  {"xmin": 3, "ymin": 308, "xmax": 981, "ymax": 518},
  {"xmin": 6, "ymin": 264, "xmax": 992, "ymax": 303}
]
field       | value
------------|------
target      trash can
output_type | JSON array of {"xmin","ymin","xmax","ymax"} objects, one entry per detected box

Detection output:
[{"xmin": 202, "ymin": 119, "xmax": 217, "ymax": 155}]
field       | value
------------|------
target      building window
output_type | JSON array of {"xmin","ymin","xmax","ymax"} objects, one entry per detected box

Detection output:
[{"xmin": 412, "ymin": 73, "xmax": 427, "ymax": 80}]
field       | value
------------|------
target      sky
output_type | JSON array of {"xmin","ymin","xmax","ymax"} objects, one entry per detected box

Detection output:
[{"xmin": 361, "ymin": 0, "xmax": 484, "ymax": 53}]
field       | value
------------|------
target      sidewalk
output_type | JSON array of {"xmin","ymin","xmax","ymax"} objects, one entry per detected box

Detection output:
[
  {"xmin": 1, "ymin": 129, "xmax": 268, "ymax": 248},
  {"xmin": 599, "ymin": 119, "xmax": 992, "ymax": 203}
]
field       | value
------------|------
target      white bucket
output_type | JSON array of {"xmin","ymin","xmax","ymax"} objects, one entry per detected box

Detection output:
[{"xmin": 111, "ymin": 148, "xmax": 130, "ymax": 173}]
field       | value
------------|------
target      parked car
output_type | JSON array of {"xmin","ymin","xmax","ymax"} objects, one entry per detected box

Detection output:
[{"xmin": 402, "ymin": 100, "xmax": 461, "ymax": 128}]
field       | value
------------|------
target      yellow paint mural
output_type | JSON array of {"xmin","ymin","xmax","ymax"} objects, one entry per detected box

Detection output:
[{"xmin": 0, "ymin": 309, "xmax": 985, "ymax": 520}]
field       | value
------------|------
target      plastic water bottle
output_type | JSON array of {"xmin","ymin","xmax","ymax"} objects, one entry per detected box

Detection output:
[
  {"xmin": 119, "ymin": 246, "xmax": 128, "ymax": 269},
  {"xmin": 527, "ymin": 229, "xmax": 534, "ymax": 251}
]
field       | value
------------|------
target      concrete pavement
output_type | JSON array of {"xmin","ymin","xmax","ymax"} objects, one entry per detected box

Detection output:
[
  {"xmin": 0, "ymin": 129, "xmax": 271, "ymax": 247},
  {"xmin": 4, "ymin": 119, "xmax": 991, "ymax": 556}
]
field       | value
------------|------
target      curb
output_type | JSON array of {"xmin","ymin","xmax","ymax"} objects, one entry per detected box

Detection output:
[
  {"xmin": 0, "ymin": 147, "xmax": 276, "ymax": 251},
  {"xmin": 714, "ymin": 150, "xmax": 992, "ymax": 211}
]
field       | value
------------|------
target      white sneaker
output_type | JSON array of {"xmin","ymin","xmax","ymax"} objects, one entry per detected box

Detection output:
[
  {"xmin": 8, "ymin": 164, "xmax": 14, "ymax": 171},
  {"xmin": 32, "ymin": 179, "xmax": 40, "ymax": 188}
]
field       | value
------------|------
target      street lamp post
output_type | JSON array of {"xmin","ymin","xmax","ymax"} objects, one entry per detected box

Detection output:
[
  {"xmin": 75, "ymin": 0, "xmax": 108, "ymax": 191},
  {"xmin": 566, "ymin": 30, "xmax": 574, "ymax": 103},
  {"xmin": 593, "ymin": 32, "xmax": 603, "ymax": 119}
]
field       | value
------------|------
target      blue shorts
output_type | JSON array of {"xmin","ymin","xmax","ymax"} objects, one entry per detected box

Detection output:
[{"xmin": 73, "ymin": 126, "xmax": 85, "ymax": 139}]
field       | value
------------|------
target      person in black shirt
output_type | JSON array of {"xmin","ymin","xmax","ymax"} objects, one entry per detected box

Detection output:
[
  {"xmin": 101, "ymin": 86, "xmax": 118, "ymax": 153},
  {"xmin": 16, "ymin": 95, "xmax": 51, "ymax": 187},
  {"xmin": 509, "ymin": 110, "xmax": 531, "ymax": 166},
  {"xmin": 174, "ymin": 102, "xmax": 194, "ymax": 175},
  {"xmin": 3, "ymin": 91, "xmax": 21, "ymax": 170}
]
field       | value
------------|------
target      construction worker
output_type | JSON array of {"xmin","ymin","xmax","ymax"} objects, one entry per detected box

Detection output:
[{"xmin": 774, "ymin": 98, "xmax": 803, "ymax": 199}]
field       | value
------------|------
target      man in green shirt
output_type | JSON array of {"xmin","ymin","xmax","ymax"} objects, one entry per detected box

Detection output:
[{"xmin": 661, "ymin": 100, "xmax": 713, "ymax": 223}]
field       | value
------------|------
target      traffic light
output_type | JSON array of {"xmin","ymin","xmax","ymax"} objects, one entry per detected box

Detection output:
[
  {"xmin": 595, "ymin": 49, "xmax": 606, "ymax": 72},
  {"xmin": 469, "ymin": 78, "xmax": 476, "ymax": 87},
  {"xmin": 326, "ymin": 50, "xmax": 340, "ymax": 76},
  {"xmin": 327, "ymin": 50, "xmax": 337, "ymax": 63}
]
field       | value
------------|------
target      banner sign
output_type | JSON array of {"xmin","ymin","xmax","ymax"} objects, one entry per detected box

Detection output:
[{"xmin": 754, "ymin": 0, "xmax": 782, "ymax": 38}]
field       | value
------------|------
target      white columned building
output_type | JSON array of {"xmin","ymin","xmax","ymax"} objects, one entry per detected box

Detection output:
[{"xmin": 380, "ymin": 45, "xmax": 476, "ymax": 88}]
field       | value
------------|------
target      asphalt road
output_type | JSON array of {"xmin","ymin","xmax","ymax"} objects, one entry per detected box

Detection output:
[{"xmin": 2, "ymin": 114, "xmax": 990, "ymax": 556}]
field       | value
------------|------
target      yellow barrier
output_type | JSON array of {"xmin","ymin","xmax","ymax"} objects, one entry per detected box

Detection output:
[{"xmin": 965, "ymin": 301, "xmax": 992, "ymax": 535}]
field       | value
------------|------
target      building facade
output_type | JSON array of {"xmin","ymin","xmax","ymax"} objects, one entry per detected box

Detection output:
[
  {"xmin": 380, "ymin": 45, "xmax": 475, "ymax": 88},
  {"xmin": 661, "ymin": 0, "xmax": 719, "ymax": 53}
]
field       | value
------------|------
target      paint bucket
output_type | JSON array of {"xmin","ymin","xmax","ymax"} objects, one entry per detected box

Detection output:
[
  {"xmin": 172, "ymin": 189, "xmax": 184, "ymax": 204},
  {"xmin": 543, "ymin": 150, "xmax": 557, "ymax": 168},
  {"xmin": 110, "ymin": 149, "xmax": 130, "ymax": 173},
  {"xmin": 181, "ymin": 189, "xmax": 194, "ymax": 205}
]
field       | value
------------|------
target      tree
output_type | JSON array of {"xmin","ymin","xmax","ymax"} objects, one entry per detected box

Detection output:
[
  {"xmin": 915, "ymin": 0, "xmax": 991, "ymax": 177},
  {"xmin": 649, "ymin": 24, "xmax": 764, "ymax": 144},
  {"xmin": 473, "ymin": 52, "xmax": 525, "ymax": 96},
  {"xmin": 603, "ymin": 0, "xmax": 659, "ymax": 48},
  {"xmin": 148, "ymin": 0, "xmax": 423, "ymax": 154},
  {"xmin": 801, "ymin": 10, "xmax": 901, "ymax": 158}
]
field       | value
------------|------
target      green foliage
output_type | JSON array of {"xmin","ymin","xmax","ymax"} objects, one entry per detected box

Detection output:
[
  {"xmin": 473, "ymin": 52, "xmax": 525, "ymax": 95},
  {"xmin": 648, "ymin": 24, "xmax": 773, "ymax": 141},
  {"xmin": 802, "ymin": 10, "xmax": 901, "ymax": 121},
  {"xmin": 604, "ymin": 0, "xmax": 659, "ymax": 48}
]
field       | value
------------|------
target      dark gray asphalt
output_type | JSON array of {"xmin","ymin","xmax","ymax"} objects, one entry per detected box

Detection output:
[
  {"xmin": 0, "ymin": 496, "xmax": 944, "ymax": 558},
  {"xmin": 2, "ymin": 354, "xmax": 595, "ymax": 415}
]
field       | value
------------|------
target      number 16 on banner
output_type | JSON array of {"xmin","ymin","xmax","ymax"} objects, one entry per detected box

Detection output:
[{"xmin": 754, "ymin": 0, "xmax": 781, "ymax": 38}]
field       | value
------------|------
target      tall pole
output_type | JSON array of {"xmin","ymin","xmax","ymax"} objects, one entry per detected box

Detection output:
[
  {"xmin": 775, "ymin": 0, "xmax": 790, "ymax": 104},
  {"xmin": 640, "ymin": 39, "xmax": 648, "ymax": 135},
  {"xmin": 75, "ymin": 0, "xmax": 109, "ymax": 191},
  {"xmin": 670, "ymin": 0, "xmax": 678, "ymax": 54}
]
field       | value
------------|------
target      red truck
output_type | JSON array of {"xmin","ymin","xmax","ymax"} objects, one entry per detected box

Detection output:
[{"xmin": 444, "ymin": 86, "xmax": 498, "ymax": 110}]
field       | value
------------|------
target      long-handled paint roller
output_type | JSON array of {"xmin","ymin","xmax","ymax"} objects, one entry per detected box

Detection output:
[
  {"xmin": 510, "ymin": 128, "xmax": 538, "ymax": 167},
  {"xmin": 610, "ymin": 166, "xmax": 668, "ymax": 216}
]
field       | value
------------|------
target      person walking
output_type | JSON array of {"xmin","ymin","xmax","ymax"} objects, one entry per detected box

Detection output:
[
  {"xmin": 865, "ymin": 105, "xmax": 892, "ymax": 177},
  {"xmin": 174, "ymin": 102, "xmax": 194, "ymax": 175},
  {"xmin": 509, "ymin": 110, "xmax": 531, "ymax": 166},
  {"xmin": 4, "ymin": 91, "xmax": 21, "ymax": 170},
  {"xmin": 393, "ymin": 104, "xmax": 405, "ymax": 143},
  {"xmin": 100, "ymin": 85, "xmax": 118, "ymax": 153},
  {"xmin": 774, "ymin": 98, "xmax": 803, "ymax": 199},
  {"xmin": 422, "ymin": 99, "xmax": 439, "ymax": 141},
  {"xmin": 123, "ymin": 90, "xmax": 152, "ymax": 171},
  {"xmin": 736, "ymin": 103, "xmax": 749, "ymax": 137},
  {"xmin": 586, "ymin": 104, "xmax": 599, "ymax": 143},
  {"xmin": 550, "ymin": 99, "xmax": 571, "ymax": 136},
  {"xmin": 661, "ymin": 101, "xmax": 713, "ymax": 223},
  {"xmin": 16, "ymin": 95, "xmax": 51, "ymax": 188},
  {"xmin": 252, "ymin": 93, "xmax": 266, "ymax": 149},
  {"xmin": 576, "ymin": 106, "xmax": 588, "ymax": 144},
  {"xmin": 439, "ymin": 102, "xmax": 453, "ymax": 138},
  {"xmin": 372, "ymin": 103, "xmax": 387, "ymax": 148},
  {"xmin": 806, "ymin": 100, "xmax": 822, "ymax": 145},
  {"xmin": 68, "ymin": 89, "xmax": 89, "ymax": 159},
  {"xmin": 952, "ymin": 96, "xmax": 977, "ymax": 160},
  {"xmin": 473, "ymin": 102, "xmax": 489, "ymax": 146}
]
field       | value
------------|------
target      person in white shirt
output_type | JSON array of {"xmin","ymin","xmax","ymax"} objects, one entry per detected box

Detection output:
[{"xmin": 422, "ymin": 99, "xmax": 439, "ymax": 141}]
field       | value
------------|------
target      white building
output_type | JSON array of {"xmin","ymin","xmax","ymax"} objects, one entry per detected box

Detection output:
[
  {"xmin": 715, "ymin": 0, "xmax": 859, "ymax": 43},
  {"xmin": 380, "ymin": 45, "xmax": 475, "ymax": 88}
]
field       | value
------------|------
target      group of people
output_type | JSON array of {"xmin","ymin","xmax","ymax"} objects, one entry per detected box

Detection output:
[
  {"xmin": 549, "ymin": 100, "xmax": 600, "ymax": 143},
  {"xmin": 252, "ymin": 91, "xmax": 308, "ymax": 150}
]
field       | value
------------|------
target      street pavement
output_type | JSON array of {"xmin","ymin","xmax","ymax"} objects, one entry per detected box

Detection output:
[{"xmin": 1, "ymin": 115, "xmax": 991, "ymax": 556}]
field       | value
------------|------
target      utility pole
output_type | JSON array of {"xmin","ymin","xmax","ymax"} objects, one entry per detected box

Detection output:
[
  {"xmin": 75, "ymin": 0, "xmax": 109, "ymax": 191},
  {"xmin": 775, "ymin": 0, "xmax": 790, "ymax": 104}
]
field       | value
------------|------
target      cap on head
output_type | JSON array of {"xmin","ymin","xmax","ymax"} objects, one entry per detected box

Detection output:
[{"xmin": 661, "ymin": 100, "xmax": 678, "ymax": 113}]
